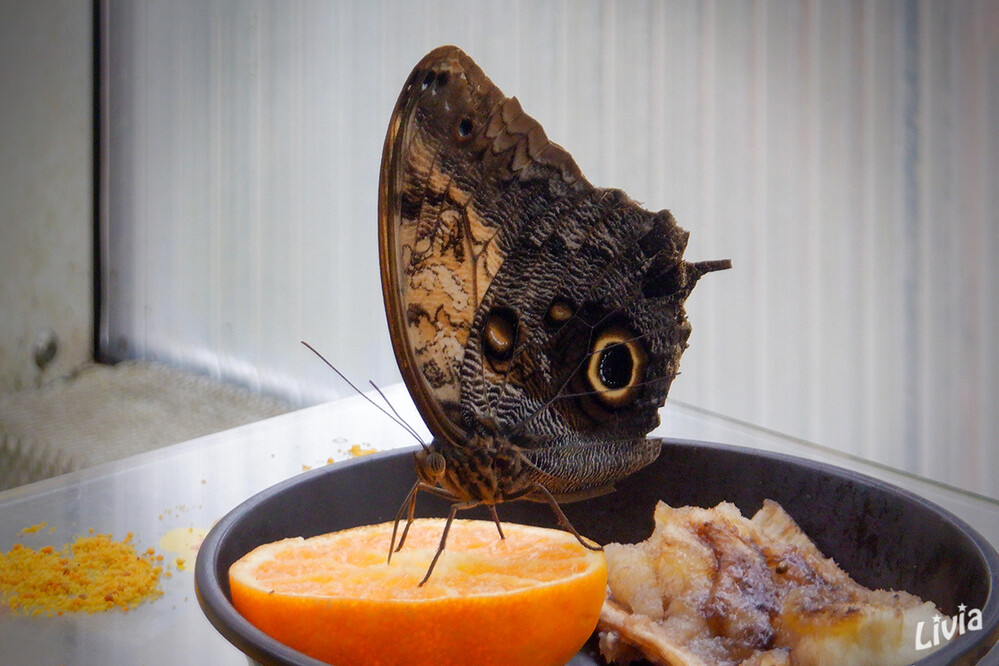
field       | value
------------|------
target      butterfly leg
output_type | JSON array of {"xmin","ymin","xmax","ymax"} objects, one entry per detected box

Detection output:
[
  {"xmin": 419, "ymin": 499, "xmax": 480, "ymax": 586},
  {"xmin": 388, "ymin": 480, "xmax": 422, "ymax": 563},
  {"xmin": 487, "ymin": 504, "xmax": 505, "ymax": 540},
  {"xmin": 528, "ymin": 483, "xmax": 602, "ymax": 552},
  {"xmin": 389, "ymin": 481, "xmax": 463, "ymax": 565}
]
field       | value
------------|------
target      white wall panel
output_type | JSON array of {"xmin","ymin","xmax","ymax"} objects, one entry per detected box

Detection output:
[
  {"xmin": 101, "ymin": 0, "xmax": 998, "ymax": 498},
  {"xmin": 0, "ymin": 1, "xmax": 93, "ymax": 393}
]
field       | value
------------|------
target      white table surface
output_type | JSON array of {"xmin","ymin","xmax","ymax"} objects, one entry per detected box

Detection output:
[{"xmin": 1, "ymin": 384, "xmax": 996, "ymax": 665}]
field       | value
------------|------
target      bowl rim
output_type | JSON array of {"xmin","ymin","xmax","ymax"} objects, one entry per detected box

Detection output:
[{"xmin": 195, "ymin": 438, "xmax": 999, "ymax": 665}]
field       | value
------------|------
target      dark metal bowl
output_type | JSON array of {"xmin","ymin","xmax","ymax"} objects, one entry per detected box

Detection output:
[{"xmin": 196, "ymin": 439, "xmax": 999, "ymax": 665}]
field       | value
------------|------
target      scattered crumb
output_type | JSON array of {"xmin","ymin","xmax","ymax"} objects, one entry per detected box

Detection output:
[
  {"xmin": 19, "ymin": 522, "xmax": 47, "ymax": 535},
  {"xmin": 348, "ymin": 444, "xmax": 377, "ymax": 457},
  {"xmin": 0, "ymin": 532, "xmax": 164, "ymax": 616}
]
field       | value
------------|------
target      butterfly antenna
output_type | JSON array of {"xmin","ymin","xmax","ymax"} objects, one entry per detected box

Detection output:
[
  {"xmin": 301, "ymin": 341, "xmax": 426, "ymax": 447},
  {"xmin": 368, "ymin": 379, "xmax": 426, "ymax": 445}
]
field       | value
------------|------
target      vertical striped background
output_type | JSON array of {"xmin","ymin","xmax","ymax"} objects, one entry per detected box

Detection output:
[{"xmin": 101, "ymin": 0, "xmax": 998, "ymax": 498}]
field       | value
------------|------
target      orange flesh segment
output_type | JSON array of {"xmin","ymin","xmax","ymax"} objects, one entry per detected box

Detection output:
[{"xmin": 229, "ymin": 518, "xmax": 606, "ymax": 666}]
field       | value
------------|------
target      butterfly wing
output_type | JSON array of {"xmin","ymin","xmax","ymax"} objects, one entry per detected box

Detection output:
[
  {"xmin": 379, "ymin": 45, "xmax": 588, "ymax": 444},
  {"xmin": 462, "ymin": 182, "xmax": 730, "ymax": 494},
  {"xmin": 379, "ymin": 47, "xmax": 489, "ymax": 443},
  {"xmin": 379, "ymin": 46, "xmax": 729, "ymax": 492}
]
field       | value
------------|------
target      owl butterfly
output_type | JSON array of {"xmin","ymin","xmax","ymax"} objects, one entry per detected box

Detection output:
[{"xmin": 379, "ymin": 45, "xmax": 730, "ymax": 583}]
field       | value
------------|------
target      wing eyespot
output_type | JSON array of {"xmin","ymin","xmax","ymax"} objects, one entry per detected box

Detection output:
[
  {"xmin": 456, "ymin": 117, "xmax": 474, "ymax": 141},
  {"xmin": 544, "ymin": 298, "xmax": 575, "ymax": 328},
  {"xmin": 482, "ymin": 306, "xmax": 519, "ymax": 365},
  {"xmin": 586, "ymin": 328, "xmax": 646, "ymax": 408},
  {"xmin": 598, "ymin": 343, "xmax": 633, "ymax": 390}
]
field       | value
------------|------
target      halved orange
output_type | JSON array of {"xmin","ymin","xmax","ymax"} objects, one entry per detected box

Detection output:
[{"xmin": 229, "ymin": 518, "xmax": 607, "ymax": 666}]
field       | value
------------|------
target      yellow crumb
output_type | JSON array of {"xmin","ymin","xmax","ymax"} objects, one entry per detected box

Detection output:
[
  {"xmin": 20, "ymin": 522, "xmax": 47, "ymax": 535},
  {"xmin": 301, "ymin": 464, "xmax": 312, "ymax": 471},
  {"xmin": 0, "ymin": 533, "xmax": 163, "ymax": 616},
  {"xmin": 348, "ymin": 443, "xmax": 377, "ymax": 457}
]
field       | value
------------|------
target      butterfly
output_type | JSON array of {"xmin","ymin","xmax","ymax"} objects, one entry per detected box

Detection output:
[{"xmin": 378, "ymin": 45, "xmax": 730, "ymax": 584}]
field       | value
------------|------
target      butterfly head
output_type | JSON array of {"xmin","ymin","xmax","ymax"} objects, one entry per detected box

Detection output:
[{"xmin": 414, "ymin": 446, "xmax": 447, "ymax": 487}]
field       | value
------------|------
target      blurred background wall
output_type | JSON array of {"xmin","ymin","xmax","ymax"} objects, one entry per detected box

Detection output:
[
  {"xmin": 0, "ymin": 0, "xmax": 93, "ymax": 392},
  {"xmin": 2, "ymin": 1, "xmax": 994, "ymax": 498}
]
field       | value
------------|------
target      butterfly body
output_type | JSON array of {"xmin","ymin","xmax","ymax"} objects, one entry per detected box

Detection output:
[
  {"xmin": 414, "ymin": 426, "xmax": 531, "ymax": 505},
  {"xmin": 379, "ymin": 46, "xmax": 730, "ymax": 581}
]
